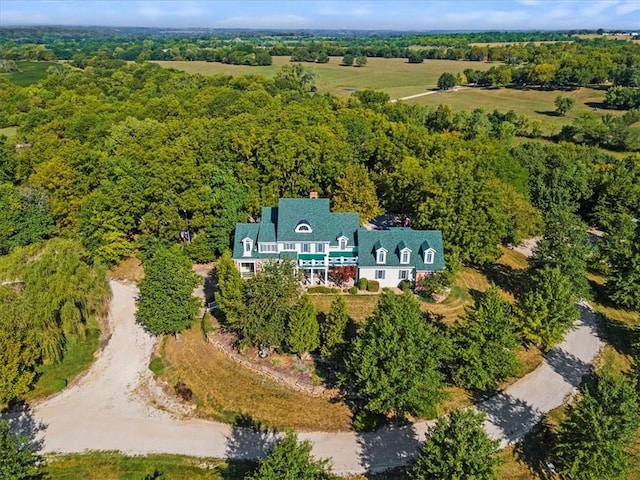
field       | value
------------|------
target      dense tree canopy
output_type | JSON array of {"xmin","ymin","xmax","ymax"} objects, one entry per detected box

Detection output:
[{"xmin": 0, "ymin": 420, "xmax": 45, "ymax": 480}]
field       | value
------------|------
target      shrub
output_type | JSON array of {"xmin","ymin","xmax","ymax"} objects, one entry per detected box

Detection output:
[
  {"xmin": 358, "ymin": 278, "xmax": 368, "ymax": 290},
  {"xmin": 348, "ymin": 286, "xmax": 358, "ymax": 295},
  {"xmin": 399, "ymin": 279, "xmax": 412, "ymax": 291},
  {"xmin": 149, "ymin": 357, "xmax": 164, "ymax": 376},
  {"xmin": 174, "ymin": 381, "xmax": 193, "ymax": 402},
  {"xmin": 307, "ymin": 286, "xmax": 340, "ymax": 294},
  {"xmin": 367, "ymin": 280, "xmax": 380, "ymax": 292},
  {"xmin": 52, "ymin": 378, "xmax": 67, "ymax": 392}
]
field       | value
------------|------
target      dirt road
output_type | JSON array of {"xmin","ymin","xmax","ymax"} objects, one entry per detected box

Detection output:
[{"xmin": 31, "ymin": 279, "xmax": 602, "ymax": 475}]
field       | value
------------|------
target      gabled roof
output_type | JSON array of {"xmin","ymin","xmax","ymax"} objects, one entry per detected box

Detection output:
[
  {"xmin": 232, "ymin": 223, "xmax": 260, "ymax": 259},
  {"xmin": 357, "ymin": 227, "xmax": 445, "ymax": 270}
]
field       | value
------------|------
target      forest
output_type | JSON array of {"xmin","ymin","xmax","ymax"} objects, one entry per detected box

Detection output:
[{"xmin": 1, "ymin": 28, "xmax": 640, "ymax": 479}]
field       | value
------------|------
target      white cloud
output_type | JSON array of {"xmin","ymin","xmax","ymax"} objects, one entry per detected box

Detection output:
[{"xmin": 616, "ymin": 1, "xmax": 640, "ymax": 15}]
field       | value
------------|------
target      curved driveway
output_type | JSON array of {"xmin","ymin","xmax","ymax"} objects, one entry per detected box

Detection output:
[{"xmin": 29, "ymin": 280, "xmax": 602, "ymax": 475}]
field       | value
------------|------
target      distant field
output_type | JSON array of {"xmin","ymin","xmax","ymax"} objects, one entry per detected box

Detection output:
[
  {"xmin": 155, "ymin": 56, "xmax": 494, "ymax": 98},
  {"xmin": 406, "ymin": 86, "xmax": 621, "ymax": 135},
  {"xmin": 0, "ymin": 61, "xmax": 55, "ymax": 86}
]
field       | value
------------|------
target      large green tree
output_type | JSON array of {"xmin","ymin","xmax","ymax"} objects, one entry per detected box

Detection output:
[
  {"xmin": 601, "ymin": 215, "xmax": 640, "ymax": 311},
  {"xmin": 214, "ymin": 250, "xmax": 244, "ymax": 328},
  {"xmin": 246, "ymin": 432, "xmax": 336, "ymax": 480},
  {"xmin": 516, "ymin": 266, "xmax": 579, "ymax": 350},
  {"xmin": 287, "ymin": 295, "xmax": 319, "ymax": 357},
  {"xmin": 341, "ymin": 291, "xmax": 446, "ymax": 418},
  {"xmin": 136, "ymin": 245, "xmax": 200, "ymax": 335},
  {"xmin": 0, "ymin": 420, "xmax": 45, "ymax": 480},
  {"xmin": 553, "ymin": 372, "xmax": 640, "ymax": 480},
  {"xmin": 450, "ymin": 286, "xmax": 521, "ymax": 391},
  {"xmin": 409, "ymin": 409, "xmax": 500, "ymax": 480},
  {"xmin": 319, "ymin": 296, "xmax": 349, "ymax": 360},
  {"xmin": 330, "ymin": 164, "xmax": 382, "ymax": 225}
]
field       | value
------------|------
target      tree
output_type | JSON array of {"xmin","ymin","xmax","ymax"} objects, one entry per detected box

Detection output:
[
  {"xmin": 516, "ymin": 266, "xmax": 579, "ymax": 350},
  {"xmin": 214, "ymin": 250, "xmax": 244, "ymax": 328},
  {"xmin": 553, "ymin": 372, "xmax": 640, "ymax": 480},
  {"xmin": 450, "ymin": 286, "xmax": 521, "ymax": 391},
  {"xmin": 241, "ymin": 259, "xmax": 300, "ymax": 348},
  {"xmin": 341, "ymin": 291, "xmax": 446, "ymax": 418},
  {"xmin": 287, "ymin": 295, "xmax": 319, "ymax": 357},
  {"xmin": 319, "ymin": 296, "xmax": 349, "ymax": 360},
  {"xmin": 409, "ymin": 409, "xmax": 500, "ymax": 480},
  {"xmin": 0, "ymin": 420, "xmax": 45, "ymax": 479},
  {"xmin": 437, "ymin": 72, "xmax": 456, "ymax": 90},
  {"xmin": 341, "ymin": 54, "xmax": 354, "ymax": 66},
  {"xmin": 331, "ymin": 164, "xmax": 382, "ymax": 225},
  {"xmin": 136, "ymin": 245, "xmax": 200, "ymax": 335},
  {"xmin": 602, "ymin": 215, "xmax": 640, "ymax": 311},
  {"xmin": 275, "ymin": 63, "xmax": 316, "ymax": 93},
  {"xmin": 355, "ymin": 55, "xmax": 367, "ymax": 67},
  {"xmin": 555, "ymin": 95, "xmax": 576, "ymax": 116},
  {"xmin": 246, "ymin": 432, "xmax": 336, "ymax": 480}
]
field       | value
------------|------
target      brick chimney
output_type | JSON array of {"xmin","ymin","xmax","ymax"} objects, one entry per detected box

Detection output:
[{"xmin": 309, "ymin": 190, "xmax": 318, "ymax": 199}]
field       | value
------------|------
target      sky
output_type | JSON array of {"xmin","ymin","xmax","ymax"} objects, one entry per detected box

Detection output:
[{"xmin": 1, "ymin": 1, "xmax": 639, "ymax": 31}]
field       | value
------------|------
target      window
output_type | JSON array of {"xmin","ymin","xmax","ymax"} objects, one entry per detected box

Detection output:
[
  {"xmin": 338, "ymin": 237, "xmax": 348, "ymax": 250},
  {"xmin": 399, "ymin": 270, "xmax": 409, "ymax": 280},
  {"xmin": 316, "ymin": 243, "xmax": 325, "ymax": 253},
  {"xmin": 376, "ymin": 249, "xmax": 387, "ymax": 264},
  {"xmin": 283, "ymin": 242, "xmax": 295, "ymax": 251},
  {"xmin": 302, "ymin": 243, "xmax": 310, "ymax": 253},
  {"xmin": 425, "ymin": 249, "xmax": 435, "ymax": 264},
  {"xmin": 375, "ymin": 270, "xmax": 386, "ymax": 280},
  {"xmin": 295, "ymin": 220, "xmax": 312, "ymax": 233},
  {"xmin": 242, "ymin": 239, "xmax": 252, "ymax": 257},
  {"xmin": 259, "ymin": 243, "xmax": 277, "ymax": 253},
  {"xmin": 400, "ymin": 250, "xmax": 410, "ymax": 264}
]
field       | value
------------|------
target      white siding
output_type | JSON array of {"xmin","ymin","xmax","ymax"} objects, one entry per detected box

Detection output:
[{"xmin": 358, "ymin": 267, "xmax": 410, "ymax": 289}]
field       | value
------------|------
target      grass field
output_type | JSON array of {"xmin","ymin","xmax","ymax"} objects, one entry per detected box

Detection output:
[
  {"xmin": 161, "ymin": 323, "xmax": 353, "ymax": 431},
  {"xmin": 155, "ymin": 56, "xmax": 494, "ymax": 98},
  {"xmin": 0, "ymin": 126, "xmax": 17, "ymax": 138},
  {"xmin": 0, "ymin": 61, "xmax": 56, "ymax": 86},
  {"xmin": 407, "ymin": 85, "xmax": 619, "ymax": 135}
]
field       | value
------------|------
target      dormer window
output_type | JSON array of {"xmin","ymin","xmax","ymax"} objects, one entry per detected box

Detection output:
[
  {"xmin": 400, "ymin": 248, "xmax": 411, "ymax": 264},
  {"xmin": 338, "ymin": 236, "xmax": 348, "ymax": 250},
  {"xmin": 295, "ymin": 220, "xmax": 312, "ymax": 233},
  {"xmin": 376, "ymin": 248, "xmax": 387, "ymax": 264},
  {"xmin": 242, "ymin": 238, "xmax": 253, "ymax": 257},
  {"xmin": 424, "ymin": 248, "xmax": 435, "ymax": 264}
]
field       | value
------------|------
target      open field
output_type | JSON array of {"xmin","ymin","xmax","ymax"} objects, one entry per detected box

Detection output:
[
  {"xmin": 161, "ymin": 323, "xmax": 353, "ymax": 431},
  {"xmin": 0, "ymin": 61, "xmax": 56, "ymax": 86},
  {"xmin": 155, "ymin": 56, "xmax": 494, "ymax": 98},
  {"xmin": 406, "ymin": 86, "xmax": 620, "ymax": 135}
]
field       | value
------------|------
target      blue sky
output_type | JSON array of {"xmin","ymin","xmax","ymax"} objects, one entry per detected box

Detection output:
[{"xmin": 1, "ymin": 1, "xmax": 639, "ymax": 31}]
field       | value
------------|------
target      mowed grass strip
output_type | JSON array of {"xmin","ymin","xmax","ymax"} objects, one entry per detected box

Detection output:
[
  {"xmin": 46, "ymin": 451, "xmax": 253, "ymax": 480},
  {"xmin": 155, "ymin": 56, "xmax": 494, "ymax": 98},
  {"xmin": 406, "ymin": 86, "xmax": 618, "ymax": 135},
  {"xmin": 1, "ymin": 61, "xmax": 56, "ymax": 86},
  {"xmin": 161, "ymin": 325, "xmax": 352, "ymax": 431},
  {"xmin": 309, "ymin": 294, "xmax": 379, "ymax": 323}
]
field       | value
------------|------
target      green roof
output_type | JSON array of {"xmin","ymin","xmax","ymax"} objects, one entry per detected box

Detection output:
[
  {"xmin": 299, "ymin": 253, "xmax": 326, "ymax": 261},
  {"xmin": 357, "ymin": 227, "xmax": 445, "ymax": 270}
]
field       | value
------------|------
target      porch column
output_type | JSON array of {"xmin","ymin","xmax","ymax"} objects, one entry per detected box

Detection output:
[
  {"xmin": 324, "ymin": 267, "xmax": 328, "ymax": 285},
  {"xmin": 310, "ymin": 268, "xmax": 314, "ymax": 285}
]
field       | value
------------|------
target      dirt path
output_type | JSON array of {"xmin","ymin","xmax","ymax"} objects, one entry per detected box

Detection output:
[
  {"xmin": 390, "ymin": 86, "xmax": 468, "ymax": 103},
  {"xmin": 31, "ymin": 277, "xmax": 602, "ymax": 475}
]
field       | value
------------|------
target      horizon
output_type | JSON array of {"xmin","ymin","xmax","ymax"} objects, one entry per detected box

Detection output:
[{"xmin": 2, "ymin": 1, "xmax": 639, "ymax": 32}]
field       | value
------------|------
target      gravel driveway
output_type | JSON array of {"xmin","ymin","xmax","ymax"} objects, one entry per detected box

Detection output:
[{"xmin": 26, "ymin": 280, "xmax": 602, "ymax": 475}]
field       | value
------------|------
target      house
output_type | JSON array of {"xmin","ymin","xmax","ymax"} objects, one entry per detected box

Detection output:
[{"xmin": 232, "ymin": 193, "xmax": 445, "ymax": 289}]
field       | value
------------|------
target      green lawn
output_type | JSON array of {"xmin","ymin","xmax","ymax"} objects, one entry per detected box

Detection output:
[
  {"xmin": 155, "ymin": 56, "xmax": 494, "ymax": 98},
  {"xmin": 0, "ymin": 126, "xmax": 17, "ymax": 138},
  {"xmin": 0, "ymin": 61, "xmax": 56, "ymax": 86},
  {"xmin": 23, "ymin": 317, "xmax": 101, "ymax": 401}
]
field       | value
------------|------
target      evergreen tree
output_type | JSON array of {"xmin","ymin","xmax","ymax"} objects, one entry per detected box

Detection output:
[
  {"xmin": 137, "ymin": 245, "xmax": 200, "ymax": 335},
  {"xmin": 288, "ymin": 295, "xmax": 319, "ymax": 357},
  {"xmin": 409, "ymin": 409, "xmax": 500, "ymax": 480},
  {"xmin": 450, "ymin": 286, "xmax": 521, "ymax": 391},
  {"xmin": 0, "ymin": 420, "xmax": 45, "ymax": 480},
  {"xmin": 554, "ymin": 95, "xmax": 576, "ymax": 116},
  {"xmin": 601, "ymin": 215, "xmax": 640, "ymax": 311},
  {"xmin": 246, "ymin": 432, "xmax": 336, "ymax": 480},
  {"xmin": 516, "ymin": 266, "xmax": 579, "ymax": 350},
  {"xmin": 214, "ymin": 250, "xmax": 244, "ymax": 328},
  {"xmin": 553, "ymin": 372, "xmax": 640, "ymax": 480},
  {"xmin": 319, "ymin": 296, "xmax": 349, "ymax": 360},
  {"xmin": 340, "ymin": 291, "xmax": 446, "ymax": 418}
]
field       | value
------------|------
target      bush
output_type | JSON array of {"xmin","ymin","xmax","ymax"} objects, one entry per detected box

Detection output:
[
  {"xmin": 358, "ymin": 278, "xmax": 368, "ymax": 290},
  {"xmin": 307, "ymin": 286, "xmax": 340, "ymax": 294},
  {"xmin": 174, "ymin": 381, "xmax": 193, "ymax": 402},
  {"xmin": 52, "ymin": 378, "xmax": 67, "ymax": 392},
  {"xmin": 367, "ymin": 280, "xmax": 380, "ymax": 292},
  {"xmin": 348, "ymin": 286, "xmax": 358, "ymax": 295},
  {"xmin": 399, "ymin": 279, "xmax": 412, "ymax": 291},
  {"xmin": 149, "ymin": 357, "xmax": 164, "ymax": 376}
]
